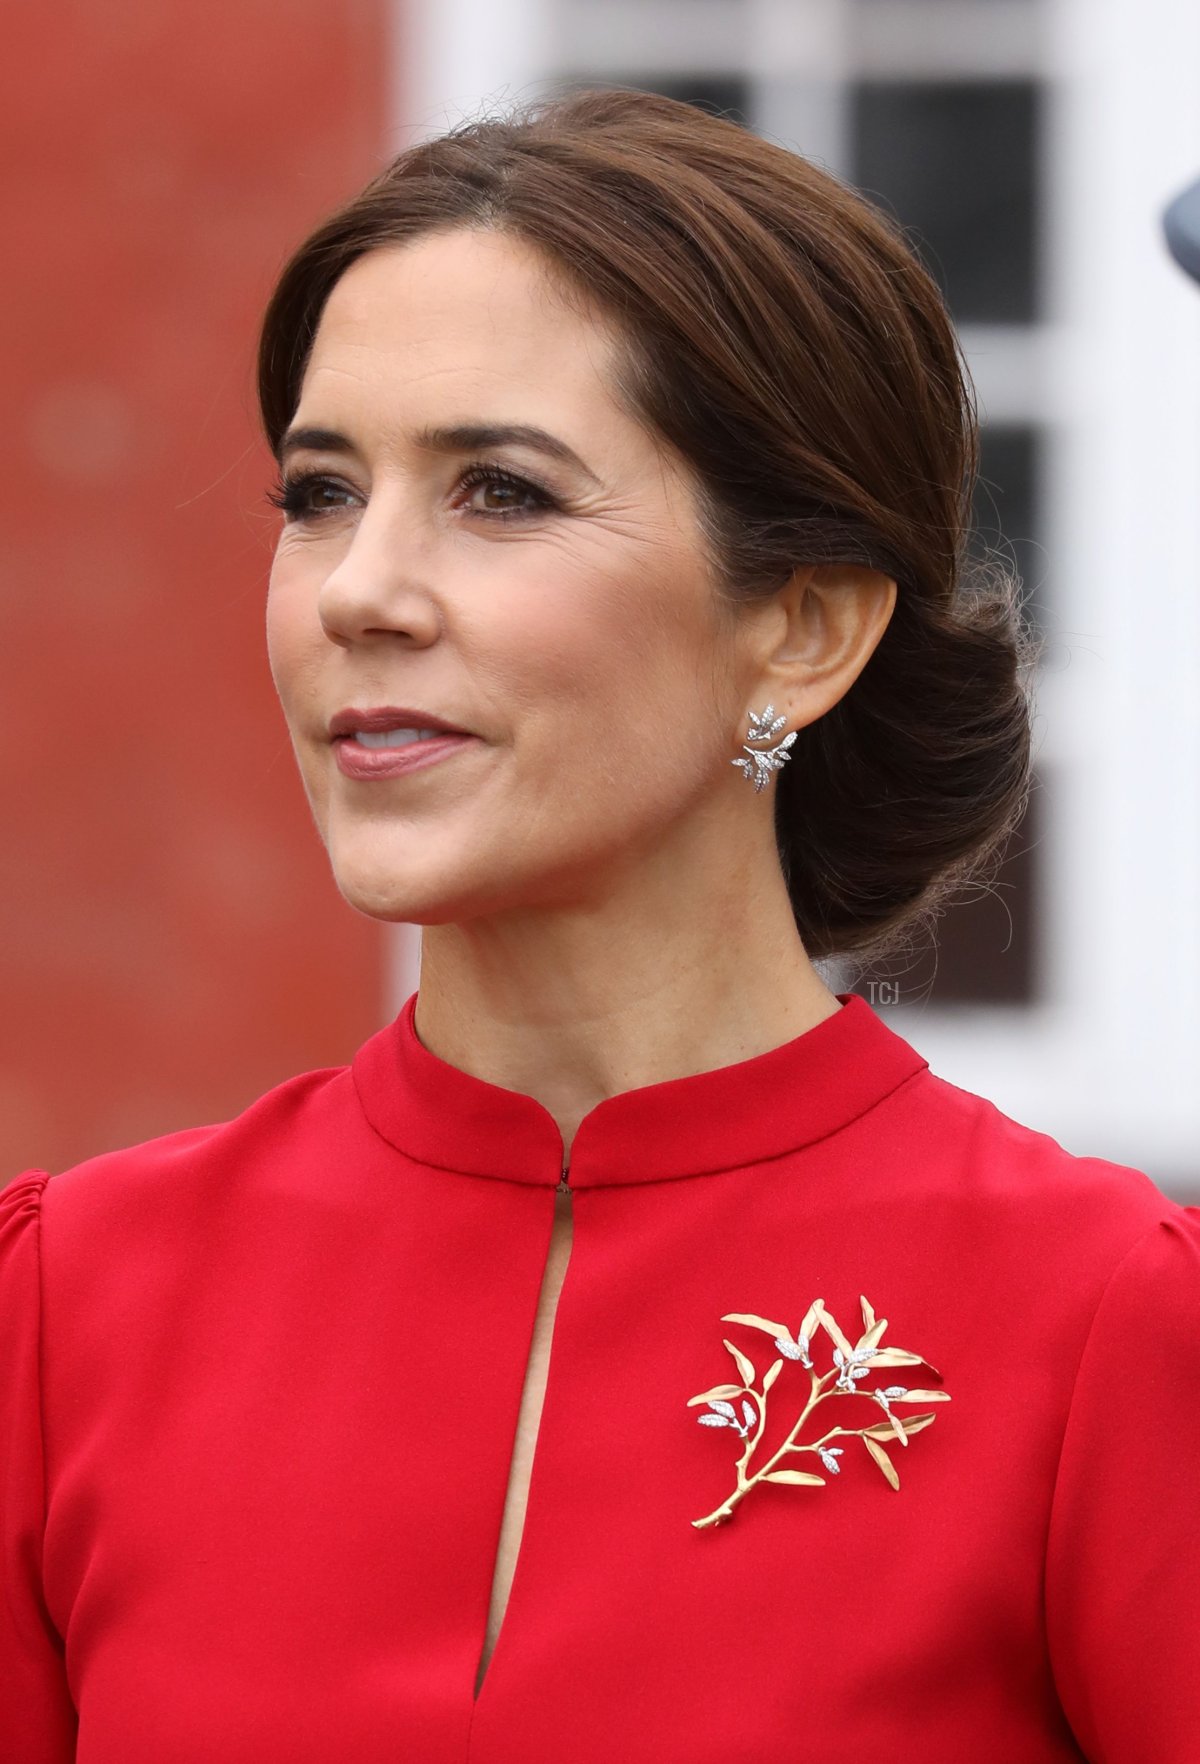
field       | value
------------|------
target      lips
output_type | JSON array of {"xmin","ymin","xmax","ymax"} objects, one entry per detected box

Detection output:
[
  {"xmin": 327, "ymin": 704, "xmax": 479, "ymax": 782},
  {"xmin": 328, "ymin": 705, "xmax": 472, "ymax": 740}
]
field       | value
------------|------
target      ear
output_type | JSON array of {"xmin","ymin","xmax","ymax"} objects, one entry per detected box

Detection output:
[{"xmin": 750, "ymin": 563, "xmax": 898, "ymax": 730}]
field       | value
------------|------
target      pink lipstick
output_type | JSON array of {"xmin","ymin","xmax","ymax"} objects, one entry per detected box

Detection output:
[{"xmin": 329, "ymin": 706, "xmax": 479, "ymax": 781}]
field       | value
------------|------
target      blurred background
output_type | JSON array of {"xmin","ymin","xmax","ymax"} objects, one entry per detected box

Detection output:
[{"xmin": 2, "ymin": 0, "xmax": 1198, "ymax": 1192}]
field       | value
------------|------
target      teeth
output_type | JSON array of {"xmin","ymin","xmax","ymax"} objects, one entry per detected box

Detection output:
[{"xmin": 352, "ymin": 728, "xmax": 445, "ymax": 749}]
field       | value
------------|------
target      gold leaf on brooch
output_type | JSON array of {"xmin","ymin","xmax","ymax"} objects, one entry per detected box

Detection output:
[
  {"xmin": 863, "ymin": 1434, "xmax": 901, "ymax": 1491},
  {"xmin": 723, "ymin": 1337, "xmax": 756, "ymax": 1387},
  {"xmin": 687, "ymin": 1292, "xmax": 949, "ymax": 1529}
]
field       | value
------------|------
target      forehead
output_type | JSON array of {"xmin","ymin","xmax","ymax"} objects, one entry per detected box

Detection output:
[{"xmin": 299, "ymin": 228, "xmax": 630, "ymax": 431}]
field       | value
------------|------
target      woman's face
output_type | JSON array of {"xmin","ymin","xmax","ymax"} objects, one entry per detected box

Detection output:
[{"xmin": 266, "ymin": 226, "xmax": 762, "ymax": 926}]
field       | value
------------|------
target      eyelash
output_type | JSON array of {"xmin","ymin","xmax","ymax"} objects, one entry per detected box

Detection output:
[{"xmin": 264, "ymin": 461, "xmax": 557, "ymax": 526}]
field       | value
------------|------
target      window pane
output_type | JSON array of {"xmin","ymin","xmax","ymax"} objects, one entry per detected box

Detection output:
[{"xmin": 848, "ymin": 80, "xmax": 1041, "ymax": 324}]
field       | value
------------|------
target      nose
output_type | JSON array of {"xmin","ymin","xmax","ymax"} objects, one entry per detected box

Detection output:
[{"xmin": 316, "ymin": 503, "xmax": 441, "ymax": 651}]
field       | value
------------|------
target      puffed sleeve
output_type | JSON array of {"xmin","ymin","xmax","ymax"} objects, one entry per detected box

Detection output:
[
  {"xmin": 0, "ymin": 1173, "xmax": 76, "ymax": 1758},
  {"xmin": 1046, "ymin": 1207, "xmax": 1200, "ymax": 1760}
]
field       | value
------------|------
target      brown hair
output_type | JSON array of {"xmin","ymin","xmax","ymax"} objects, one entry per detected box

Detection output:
[{"xmin": 257, "ymin": 84, "xmax": 1039, "ymax": 968}]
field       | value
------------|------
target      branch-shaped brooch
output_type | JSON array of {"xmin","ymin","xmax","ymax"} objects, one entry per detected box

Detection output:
[{"xmin": 687, "ymin": 1295, "xmax": 950, "ymax": 1529}]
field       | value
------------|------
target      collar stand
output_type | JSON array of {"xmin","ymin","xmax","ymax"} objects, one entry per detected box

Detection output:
[{"xmin": 352, "ymin": 991, "xmax": 928, "ymax": 1189}]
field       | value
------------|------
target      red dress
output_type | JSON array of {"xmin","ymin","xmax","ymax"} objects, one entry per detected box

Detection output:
[{"xmin": 2, "ymin": 991, "xmax": 1198, "ymax": 1761}]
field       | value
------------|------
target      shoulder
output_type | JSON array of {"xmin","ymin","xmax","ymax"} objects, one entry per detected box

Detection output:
[
  {"xmin": 893, "ymin": 1062, "xmax": 1192, "ymax": 1292},
  {"xmin": 0, "ymin": 1168, "xmax": 49, "ymax": 1260},
  {"xmin": 15, "ymin": 1055, "xmax": 365, "ymax": 1242},
  {"xmin": 1, "ymin": 1052, "xmax": 408, "ymax": 1367}
]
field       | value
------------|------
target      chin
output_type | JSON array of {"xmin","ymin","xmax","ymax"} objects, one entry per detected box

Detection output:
[
  {"xmin": 327, "ymin": 842, "xmax": 491, "ymax": 926},
  {"xmin": 323, "ymin": 818, "xmax": 607, "ymax": 926},
  {"xmin": 333, "ymin": 866, "xmax": 452, "ymax": 926}
]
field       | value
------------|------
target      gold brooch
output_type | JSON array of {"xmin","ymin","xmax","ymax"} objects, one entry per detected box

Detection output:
[{"xmin": 687, "ymin": 1294, "xmax": 950, "ymax": 1530}]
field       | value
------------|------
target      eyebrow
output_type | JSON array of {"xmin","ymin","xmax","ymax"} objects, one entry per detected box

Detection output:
[{"xmin": 276, "ymin": 420, "xmax": 601, "ymax": 486}]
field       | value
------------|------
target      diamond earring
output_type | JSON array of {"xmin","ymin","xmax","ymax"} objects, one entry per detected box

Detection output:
[{"xmin": 731, "ymin": 703, "xmax": 797, "ymax": 794}]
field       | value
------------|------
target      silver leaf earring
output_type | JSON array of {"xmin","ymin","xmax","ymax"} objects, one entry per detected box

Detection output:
[{"xmin": 731, "ymin": 703, "xmax": 798, "ymax": 794}]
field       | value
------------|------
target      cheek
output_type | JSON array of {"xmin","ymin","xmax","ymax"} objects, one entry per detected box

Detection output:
[
  {"xmin": 571, "ymin": 570, "xmax": 725, "ymax": 744},
  {"xmin": 265, "ymin": 560, "xmax": 318, "ymax": 712},
  {"xmin": 490, "ymin": 570, "xmax": 726, "ymax": 808},
  {"xmin": 479, "ymin": 591, "xmax": 648, "ymax": 756}
]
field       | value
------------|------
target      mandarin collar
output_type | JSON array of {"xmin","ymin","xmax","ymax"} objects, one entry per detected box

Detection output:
[{"xmin": 352, "ymin": 991, "xmax": 928, "ymax": 1189}]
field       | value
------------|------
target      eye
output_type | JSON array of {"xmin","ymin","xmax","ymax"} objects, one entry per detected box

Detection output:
[
  {"xmin": 264, "ymin": 470, "xmax": 355, "ymax": 522},
  {"xmin": 454, "ymin": 461, "xmax": 556, "ymax": 523}
]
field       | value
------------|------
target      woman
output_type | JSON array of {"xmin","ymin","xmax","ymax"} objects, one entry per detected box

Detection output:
[{"xmin": 2, "ymin": 85, "xmax": 1196, "ymax": 1762}]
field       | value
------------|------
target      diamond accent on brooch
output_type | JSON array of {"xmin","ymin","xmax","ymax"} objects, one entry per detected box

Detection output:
[
  {"xmin": 731, "ymin": 701, "xmax": 798, "ymax": 793},
  {"xmin": 686, "ymin": 1294, "xmax": 950, "ymax": 1529}
]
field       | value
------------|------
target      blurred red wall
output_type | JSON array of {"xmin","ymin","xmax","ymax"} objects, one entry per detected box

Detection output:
[{"xmin": 1, "ymin": 2, "xmax": 391, "ymax": 1181}]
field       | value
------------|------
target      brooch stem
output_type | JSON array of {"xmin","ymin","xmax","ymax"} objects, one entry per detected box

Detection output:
[{"xmin": 692, "ymin": 1366, "xmax": 837, "ymax": 1530}]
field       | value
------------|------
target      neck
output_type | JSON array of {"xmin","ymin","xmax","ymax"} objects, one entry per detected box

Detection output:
[{"xmin": 412, "ymin": 844, "xmax": 841, "ymax": 1165}]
